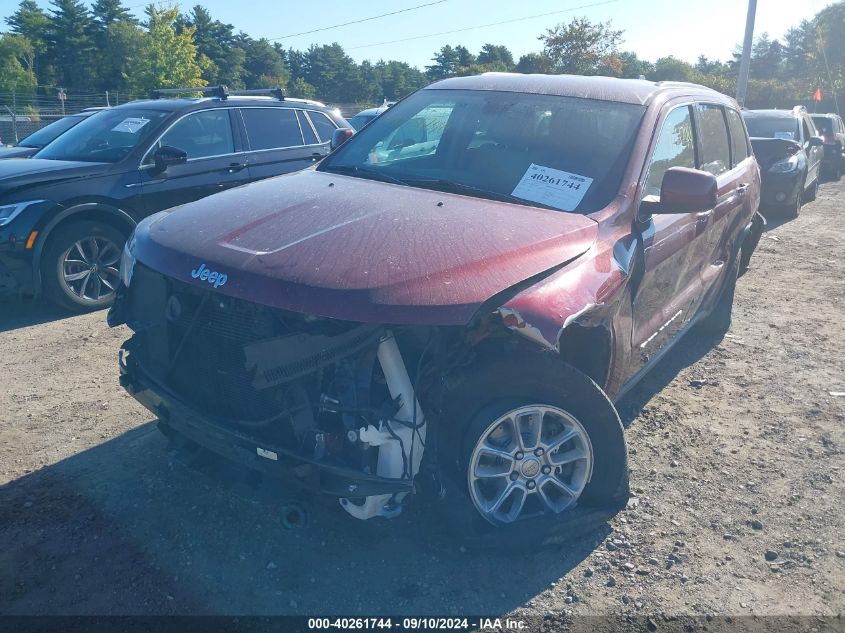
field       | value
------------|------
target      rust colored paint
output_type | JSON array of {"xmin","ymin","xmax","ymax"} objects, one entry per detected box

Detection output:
[
  {"xmin": 130, "ymin": 75, "xmax": 762, "ymax": 401},
  {"xmin": 137, "ymin": 170, "xmax": 598, "ymax": 325}
]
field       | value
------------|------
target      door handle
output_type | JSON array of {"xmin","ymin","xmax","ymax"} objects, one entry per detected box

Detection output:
[
  {"xmin": 226, "ymin": 163, "xmax": 246, "ymax": 173},
  {"xmin": 736, "ymin": 183, "xmax": 749, "ymax": 196}
]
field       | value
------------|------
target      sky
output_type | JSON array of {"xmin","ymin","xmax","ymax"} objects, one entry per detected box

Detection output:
[{"xmin": 0, "ymin": 0, "xmax": 836, "ymax": 69}]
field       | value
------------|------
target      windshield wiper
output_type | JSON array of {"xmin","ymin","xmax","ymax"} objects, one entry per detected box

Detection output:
[
  {"xmin": 403, "ymin": 178, "xmax": 558, "ymax": 210},
  {"xmin": 325, "ymin": 165, "xmax": 408, "ymax": 186}
]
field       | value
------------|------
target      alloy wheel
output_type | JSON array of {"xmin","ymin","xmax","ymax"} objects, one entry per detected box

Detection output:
[
  {"xmin": 468, "ymin": 404, "xmax": 593, "ymax": 525},
  {"xmin": 59, "ymin": 236, "xmax": 121, "ymax": 304}
]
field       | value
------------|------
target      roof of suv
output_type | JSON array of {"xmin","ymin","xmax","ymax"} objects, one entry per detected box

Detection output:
[
  {"xmin": 114, "ymin": 96, "xmax": 333, "ymax": 112},
  {"xmin": 744, "ymin": 109, "xmax": 801, "ymax": 119},
  {"xmin": 427, "ymin": 72, "xmax": 732, "ymax": 106}
]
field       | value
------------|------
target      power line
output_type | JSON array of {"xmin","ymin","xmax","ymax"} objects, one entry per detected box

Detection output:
[
  {"xmin": 347, "ymin": 0, "xmax": 619, "ymax": 51},
  {"xmin": 268, "ymin": 0, "xmax": 449, "ymax": 41}
]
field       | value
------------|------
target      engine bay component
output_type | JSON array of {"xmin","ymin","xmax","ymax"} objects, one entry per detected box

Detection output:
[{"xmin": 339, "ymin": 333, "xmax": 427, "ymax": 520}]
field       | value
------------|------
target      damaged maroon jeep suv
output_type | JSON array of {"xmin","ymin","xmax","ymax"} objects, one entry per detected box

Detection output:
[{"xmin": 109, "ymin": 74, "xmax": 763, "ymax": 545}]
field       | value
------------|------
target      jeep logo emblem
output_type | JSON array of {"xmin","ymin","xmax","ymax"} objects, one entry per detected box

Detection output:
[{"xmin": 191, "ymin": 263, "xmax": 228, "ymax": 288}]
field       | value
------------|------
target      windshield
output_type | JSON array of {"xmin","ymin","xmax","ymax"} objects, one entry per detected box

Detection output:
[
  {"xmin": 743, "ymin": 116, "xmax": 800, "ymax": 141},
  {"xmin": 35, "ymin": 108, "xmax": 171, "ymax": 163},
  {"xmin": 811, "ymin": 116, "xmax": 833, "ymax": 134},
  {"xmin": 18, "ymin": 115, "xmax": 86, "ymax": 148},
  {"xmin": 349, "ymin": 113, "xmax": 378, "ymax": 130},
  {"xmin": 320, "ymin": 89, "xmax": 645, "ymax": 213}
]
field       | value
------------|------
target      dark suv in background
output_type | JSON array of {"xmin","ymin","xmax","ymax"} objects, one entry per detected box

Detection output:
[
  {"xmin": 811, "ymin": 112, "xmax": 845, "ymax": 180},
  {"xmin": 0, "ymin": 87, "xmax": 348, "ymax": 310},
  {"xmin": 743, "ymin": 107, "xmax": 824, "ymax": 217},
  {"xmin": 0, "ymin": 109, "xmax": 101, "ymax": 160}
]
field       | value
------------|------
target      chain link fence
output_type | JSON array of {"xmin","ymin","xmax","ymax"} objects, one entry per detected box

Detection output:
[
  {"xmin": 0, "ymin": 88, "xmax": 142, "ymax": 145},
  {"xmin": 0, "ymin": 89, "xmax": 375, "ymax": 145}
]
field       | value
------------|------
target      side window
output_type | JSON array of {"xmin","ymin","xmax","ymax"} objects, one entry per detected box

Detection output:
[
  {"xmin": 802, "ymin": 118, "xmax": 814, "ymax": 144},
  {"xmin": 240, "ymin": 108, "xmax": 304, "ymax": 150},
  {"xmin": 726, "ymin": 108, "xmax": 749, "ymax": 167},
  {"xmin": 156, "ymin": 109, "xmax": 234, "ymax": 161},
  {"xmin": 297, "ymin": 111, "xmax": 319, "ymax": 145},
  {"xmin": 695, "ymin": 104, "xmax": 730, "ymax": 176},
  {"xmin": 306, "ymin": 111, "xmax": 338, "ymax": 143},
  {"xmin": 643, "ymin": 105, "xmax": 695, "ymax": 199}
]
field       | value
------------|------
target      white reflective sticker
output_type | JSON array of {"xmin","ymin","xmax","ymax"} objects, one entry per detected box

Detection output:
[
  {"xmin": 511, "ymin": 163, "xmax": 593, "ymax": 211},
  {"xmin": 774, "ymin": 131, "xmax": 795, "ymax": 140},
  {"xmin": 256, "ymin": 447, "xmax": 278, "ymax": 461},
  {"xmin": 112, "ymin": 117, "xmax": 150, "ymax": 134}
]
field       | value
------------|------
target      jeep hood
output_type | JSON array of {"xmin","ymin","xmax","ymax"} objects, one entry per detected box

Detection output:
[{"xmin": 136, "ymin": 170, "xmax": 598, "ymax": 325}]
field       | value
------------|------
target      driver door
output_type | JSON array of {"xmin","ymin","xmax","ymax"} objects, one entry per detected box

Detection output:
[{"xmin": 139, "ymin": 108, "xmax": 249, "ymax": 214}]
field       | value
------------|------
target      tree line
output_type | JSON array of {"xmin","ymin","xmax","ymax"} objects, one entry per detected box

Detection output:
[{"xmin": 1, "ymin": 0, "xmax": 843, "ymax": 111}]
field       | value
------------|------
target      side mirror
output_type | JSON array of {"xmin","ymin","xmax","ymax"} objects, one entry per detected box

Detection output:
[
  {"xmin": 650, "ymin": 166, "xmax": 718, "ymax": 214},
  {"xmin": 808, "ymin": 136, "xmax": 824, "ymax": 148},
  {"xmin": 331, "ymin": 128, "xmax": 354, "ymax": 151},
  {"xmin": 153, "ymin": 145, "xmax": 187, "ymax": 172}
]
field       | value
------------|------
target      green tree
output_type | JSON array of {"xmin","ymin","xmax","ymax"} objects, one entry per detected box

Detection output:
[
  {"xmin": 539, "ymin": 17, "xmax": 624, "ymax": 76},
  {"xmin": 90, "ymin": 0, "xmax": 139, "ymax": 90},
  {"xmin": 299, "ymin": 43, "xmax": 362, "ymax": 102},
  {"xmin": 180, "ymin": 6, "xmax": 245, "ymax": 88},
  {"xmin": 515, "ymin": 52, "xmax": 553, "ymax": 74},
  {"xmin": 125, "ymin": 5, "xmax": 205, "ymax": 93},
  {"xmin": 45, "ymin": 0, "xmax": 96, "ymax": 88},
  {"xmin": 288, "ymin": 76, "xmax": 316, "ymax": 99},
  {"xmin": 239, "ymin": 36, "xmax": 288, "ymax": 89},
  {"xmin": 0, "ymin": 33, "xmax": 37, "ymax": 93},
  {"xmin": 5, "ymin": 0, "xmax": 50, "ymax": 77},
  {"xmin": 426, "ymin": 45, "xmax": 460, "ymax": 80},
  {"xmin": 454, "ymin": 45, "xmax": 475, "ymax": 69},
  {"xmin": 477, "ymin": 43, "xmax": 514, "ymax": 69},
  {"xmin": 651, "ymin": 56, "xmax": 696, "ymax": 82},
  {"xmin": 618, "ymin": 51, "xmax": 653, "ymax": 78}
]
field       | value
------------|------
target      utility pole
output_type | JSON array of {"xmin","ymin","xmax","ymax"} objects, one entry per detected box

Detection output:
[
  {"xmin": 12, "ymin": 88, "xmax": 18, "ymax": 143},
  {"xmin": 736, "ymin": 0, "xmax": 758, "ymax": 108}
]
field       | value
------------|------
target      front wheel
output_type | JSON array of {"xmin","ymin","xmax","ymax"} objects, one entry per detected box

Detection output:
[
  {"xmin": 42, "ymin": 221, "xmax": 126, "ymax": 312},
  {"xmin": 803, "ymin": 176, "xmax": 818, "ymax": 202},
  {"xmin": 436, "ymin": 354, "xmax": 628, "ymax": 550}
]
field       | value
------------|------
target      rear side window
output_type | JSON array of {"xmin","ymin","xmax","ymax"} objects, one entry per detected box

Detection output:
[
  {"xmin": 306, "ymin": 111, "xmax": 338, "ymax": 143},
  {"xmin": 695, "ymin": 104, "xmax": 730, "ymax": 176},
  {"xmin": 643, "ymin": 105, "xmax": 695, "ymax": 199},
  {"xmin": 726, "ymin": 108, "xmax": 749, "ymax": 166},
  {"xmin": 297, "ymin": 111, "xmax": 319, "ymax": 145},
  {"xmin": 240, "ymin": 108, "xmax": 304, "ymax": 150}
]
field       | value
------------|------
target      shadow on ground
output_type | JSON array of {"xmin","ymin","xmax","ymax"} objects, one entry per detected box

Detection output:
[
  {"xmin": 0, "ymin": 298, "xmax": 75, "ymax": 333},
  {"xmin": 0, "ymin": 419, "xmax": 609, "ymax": 615}
]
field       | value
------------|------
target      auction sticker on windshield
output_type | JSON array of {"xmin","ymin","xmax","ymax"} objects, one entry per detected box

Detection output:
[
  {"xmin": 511, "ymin": 163, "xmax": 592, "ymax": 211},
  {"xmin": 112, "ymin": 118, "xmax": 150, "ymax": 134}
]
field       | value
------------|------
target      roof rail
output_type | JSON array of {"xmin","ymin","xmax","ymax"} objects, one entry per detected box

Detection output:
[
  {"xmin": 150, "ymin": 85, "xmax": 229, "ymax": 100},
  {"xmin": 229, "ymin": 87, "xmax": 286, "ymax": 101}
]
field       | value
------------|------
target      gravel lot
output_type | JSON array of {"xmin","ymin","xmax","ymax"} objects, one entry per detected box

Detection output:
[{"xmin": 1, "ymin": 180, "xmax": 843, "ymax": 624}]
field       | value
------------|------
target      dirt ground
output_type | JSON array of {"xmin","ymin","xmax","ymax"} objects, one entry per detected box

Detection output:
[{"xmin": 1, "ymin": 179, "xmax": 843, "ymax": 625}]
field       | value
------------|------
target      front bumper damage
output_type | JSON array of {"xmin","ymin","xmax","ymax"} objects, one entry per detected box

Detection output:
[{"xmin": 120, "ymin": 344, "xmax": 415, "ymax": 499}]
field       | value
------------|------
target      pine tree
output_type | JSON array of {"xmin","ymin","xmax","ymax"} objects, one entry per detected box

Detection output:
[
  {"xmin": 45, "ymin": 0, "xmax": 96, "ymax": 89},
  {"xmin": 90, "ymin": 0, "xmax": 138, "ymax": 91},
  {"xmin": 6, "ymin": 1, "xmax": 50, "ymax": 78}
]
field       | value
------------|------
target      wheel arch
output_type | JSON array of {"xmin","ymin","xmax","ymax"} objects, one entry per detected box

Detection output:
[{"xmin": 31, "ymin": 202, "xmax": 137, "ymax": 295}]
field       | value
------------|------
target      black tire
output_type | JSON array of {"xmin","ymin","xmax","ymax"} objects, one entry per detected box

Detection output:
[
  {"xmin": 42, "ymin": 220, "xmax": 126, "ymax": 312},
  {"xmin": 786, "ymin": 189, "xmax": 803, "ymax": 218},
  {"xmin": 831, "ymin": 159, "xmax": 842, "ymax": 182},
  {"xmin": 698, "ymin": 256, "xmax": 739, "ymax": 337},
  {"xmin": 803, "ymin": 176, "xmax": 818, "ymax": 202},
  {"xmin": 435, "ymin": 353, "xmax": 628, "ymax": 552}
]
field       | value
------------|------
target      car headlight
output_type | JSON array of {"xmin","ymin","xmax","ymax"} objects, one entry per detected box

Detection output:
[
  {"xmin": 0, "ymin": 200, "xmax": 46, "ymax": 226},
  {"xmin": 769, "ymin": 155, "xmax": 800, "ymax": 173},
  {"xmin": 120, "ymin": 232, "xmax": 137, "ymax": 288}
]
